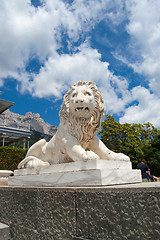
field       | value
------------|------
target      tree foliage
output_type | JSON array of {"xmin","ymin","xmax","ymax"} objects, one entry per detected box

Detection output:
[
  {"xmin": 144, "ymin": 135, "xmax": 160, "ymax": 176},
  {"xmin": 99, "ymin": 115, "xmax": 160, "ymax": 168},
  {"xmin": 0, "ymin": 147, "xmax": 27, "ymax": 171}
]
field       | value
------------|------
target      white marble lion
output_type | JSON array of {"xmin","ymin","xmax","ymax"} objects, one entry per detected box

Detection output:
[{"xmin": 18, "ymin": 80, "xmax": 129, "ymax": 169}]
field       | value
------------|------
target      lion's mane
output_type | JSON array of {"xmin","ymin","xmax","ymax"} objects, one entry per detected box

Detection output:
[{"xmin": 59, "ymin": 80, "xmax": 105, "ymax": 149}]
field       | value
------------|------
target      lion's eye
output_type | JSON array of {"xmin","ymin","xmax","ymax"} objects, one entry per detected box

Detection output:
[
  {"xmin": 72, "ymin": 93, "xmax": 77, "ymax": 98},
  {"xmin": 85, "ymin": 92, "xmax": 91, "ymax": 96}
]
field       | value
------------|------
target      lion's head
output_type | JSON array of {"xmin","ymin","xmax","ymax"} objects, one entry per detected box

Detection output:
[{"xmin": 59, "ymin": 80, "xmax": 105, "ymax": 148}]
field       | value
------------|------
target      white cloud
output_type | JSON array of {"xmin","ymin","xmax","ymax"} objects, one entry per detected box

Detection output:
[
  {"xmin": 126, "ymin": 0, "xmax": 160, "ymax": 94},
  {"xmin": 0, "ymin": 0, "xmax": 123, "ymax": 77},
  {"xmin": 109, "ymin": 0, "xmax": 160, "ymax": 128},
  {"xmin": 0, "ymin": 0, "xmax": 130, "ymax": 111},
  {"xmin": 1, "ymin": 0, "xmax": 160, "ymax": 127},
  {"xmin": 20, "ymin": 44, "xmax": 131, "ymax": 115},
  {"xmin": 120, "ymin": 86, "xmax": 160, "ymax": 128},
  {"xmin": 0, "ymin": 0, "xmax": 60, "ymax": 77}
]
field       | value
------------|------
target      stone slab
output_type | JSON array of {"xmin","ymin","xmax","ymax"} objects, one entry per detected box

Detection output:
[
  {"xmin": 14, "ymin": 159, "xmax": 132, "ymax": 176},
  {"xmin": 8, "ymin": 168, "xmax": 141, "ymax": 187},
  {"xmin": 0, "ymin": 171, "xmax": 13, "ymax": 186},
  {"xmin": 0, "ymin": 170, "xmax": 13, "ymax": 177}
]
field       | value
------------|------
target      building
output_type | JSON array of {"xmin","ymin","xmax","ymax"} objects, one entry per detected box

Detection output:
[{"xmin": 0, "ymin": 93, "xmax": 31, "ymax": 149}]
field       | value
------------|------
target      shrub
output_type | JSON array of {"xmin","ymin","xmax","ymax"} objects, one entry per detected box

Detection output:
[{"xmin": 0, "ymin": 147, "xmax": 27, "ymax": 171}]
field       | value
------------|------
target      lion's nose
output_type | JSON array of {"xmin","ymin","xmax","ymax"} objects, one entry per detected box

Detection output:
[
  {"xmin": 75, "ymin": 99, "xmax": 84, "ymax": 103},
  {"xmin": 75, "ymin": 93, "xmax": 84, "ymax": 103}
]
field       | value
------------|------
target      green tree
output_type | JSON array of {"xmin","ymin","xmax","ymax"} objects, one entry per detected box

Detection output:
[
  {"xmin": 99, "ymin": 115, "xmax": 160, "ymax": 167},
  {"xmin": 144, "ymin": 135, "xmax": 160, "ymax": 176}
]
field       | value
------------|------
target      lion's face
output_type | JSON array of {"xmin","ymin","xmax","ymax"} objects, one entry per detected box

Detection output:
[
  {"xmin": 60, "ymin": 80, "xmax": 105, "ymax": 128},
  {"xmin": 69, "ymin": 85, "xmax": 95, "ymax": 118}
]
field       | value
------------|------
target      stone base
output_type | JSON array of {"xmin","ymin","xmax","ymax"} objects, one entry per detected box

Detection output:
[
  {"xmin": 0, "ymin": 177, "xmax": 8, "ymax": 186},
  {"xmin": 8, "ymin": 159, "xmax": 142, "ymax": 187}
]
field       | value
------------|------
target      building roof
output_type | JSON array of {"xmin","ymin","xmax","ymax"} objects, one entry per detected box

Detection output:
[
  {"xmin": 0, "ymin": 126, "xmax": 31, "ymax": 146},
  {"xmin": 0, "ymin": 99, "xmax": 14, "ymax": 114},
  {"xmin": 0, "ymin": 96, "xmax": 31, "ymax": 146}
]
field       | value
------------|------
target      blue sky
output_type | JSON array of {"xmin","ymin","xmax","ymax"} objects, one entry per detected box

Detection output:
[{"xmin": 0, "ymin": 0, "xmax": 160, "ymax": 128}]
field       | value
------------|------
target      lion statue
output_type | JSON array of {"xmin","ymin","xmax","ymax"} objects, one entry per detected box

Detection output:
[{"xmin": 18, "ymin": 80, "xmax": 130, "ymax": 169}]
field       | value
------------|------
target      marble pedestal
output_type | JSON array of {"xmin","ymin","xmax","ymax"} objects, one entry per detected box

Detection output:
[{"xmin": 8, "ymin": 159, "xmax": 142, "ymax": 187}]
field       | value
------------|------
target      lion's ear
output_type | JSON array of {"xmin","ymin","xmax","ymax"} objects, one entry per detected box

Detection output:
[
  {"xmin": 96, "ymin": 91, "xmax": 105, "ymax": 112},
  {"xmin": 100, "ymin": 99, "xmax": 105, "ymax": 112}
]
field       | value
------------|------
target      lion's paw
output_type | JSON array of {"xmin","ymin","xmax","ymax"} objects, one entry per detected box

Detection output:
[
  {"xmin": 107, "ymin": 152, "xmax": 130, "ymax": 161},
  {"xmin": 26, "ymin": 159, "xmax": 50, "ymax": 169},
  {"xmin": 85, "ymin": 151, "xmax": 100, "ymax": 161},
  {"xmin": 18, "ymin": 156, "xmax": 50, "ymax": 169},
  {"xmin": 117, "ymin": 153, "xmax": 130, "ymax": 161},
  {"xmin": 81, "ymin": 151, "xmax": 99, "ymax": 162}
]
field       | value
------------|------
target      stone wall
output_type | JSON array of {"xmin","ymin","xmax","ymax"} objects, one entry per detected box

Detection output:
[{"xmin": 0, "ymin": 184, "xmax": 160, "ymax": 240}]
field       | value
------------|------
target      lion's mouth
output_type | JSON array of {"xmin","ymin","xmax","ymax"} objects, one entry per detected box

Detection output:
[{"xmin": 75, "ymin": 107, "xmax": 89, "ymax": 112}]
